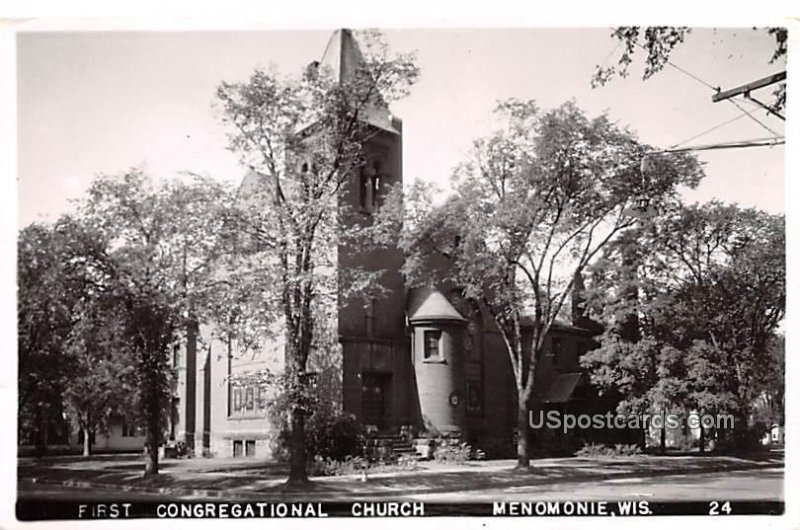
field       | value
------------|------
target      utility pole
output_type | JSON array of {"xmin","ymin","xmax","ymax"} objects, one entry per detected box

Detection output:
[{"xmin": 712, "ymin": 71, "xmax": 786, "ymax": 121}]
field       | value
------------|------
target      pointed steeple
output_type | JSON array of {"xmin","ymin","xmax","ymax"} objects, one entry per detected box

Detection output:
[
  {"xmin": 319, "ymin": 28, "xmax": 366, "ymax": 84},
  {"xmin": 312, "ymin": 28, "xmax": 399, "ymax": 135}
]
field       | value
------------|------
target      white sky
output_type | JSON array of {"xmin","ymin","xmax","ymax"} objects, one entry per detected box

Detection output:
[{"xmin": 15, "ymin": 27, "xmax": 786, "ymax": 226}]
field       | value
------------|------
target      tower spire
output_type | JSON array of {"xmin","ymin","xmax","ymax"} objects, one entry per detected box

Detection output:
[{"xmin": 315, "ymin": 28, "xmax": 399, "ymax": 135}]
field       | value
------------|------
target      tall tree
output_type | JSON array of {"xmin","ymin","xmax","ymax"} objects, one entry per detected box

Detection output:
[
  {"xmin": 215, "ymin": 30, "xmax": 418, "ymax": 484},
  {"xmin": 385, "ymin": 100, "xmax": 703, "ymax": 468},
  {"xmin": 18, "ymin": 223, "xmax": 80, "ymax": 454},
  {"xmin": 80, "ymin": 170, "xmax": 232, "ymax": 474},
  {"xmin": 583, "ymin": 202, "xmax": 785, "ymax": 451},
  {"xmin": 666, "ymin": 206, "xmax": 784, "ymax": 446},
  {"xmin": 751, "ymin": 334, "xmax": 784, "ymax": 430},
  {"xmin": 18, "ymin": 216, "xmax": 136, "ymax": 456}
]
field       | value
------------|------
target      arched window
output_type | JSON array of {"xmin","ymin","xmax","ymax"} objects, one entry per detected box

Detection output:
[
  {"xmin": 364, "ymin": 297, "xmax": 376, "ymax": 337},
  {"xmin": 360, "ymin": 159, "xmax": 384, "ymax": 213}
]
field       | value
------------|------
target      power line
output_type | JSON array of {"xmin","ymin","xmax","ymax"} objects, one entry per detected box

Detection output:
[
  {"xmin": 662, "ymin": 57, "xmax": 780, "ymax": 137},
  {"xmin": 664, "ymin": 61, "xmax": 719, "ymax": 92},
  {"xmin": 669, "ymin": 113, "xmax": 748, "ymax": 149},
  {"xmin": 653, "ymin": 137, "xmax": 784, "ymax": 155},
  {"xmin": 629, "ymin": 38, "xmax": 720, "ymax": 92},
  {"xmin": 642, "ymin": 137, "xmax": 784, "ymax": 174},
  {"xmin": 744, "ymin": 93, "xmax": 785, "ymax": 121},
  {"xmin": 628, "ymin": 37, "xmax": 782, "ymax": 138},
  {"xmin": 726, "ymin": 97, "xmax": 780, "ymax": 137}
]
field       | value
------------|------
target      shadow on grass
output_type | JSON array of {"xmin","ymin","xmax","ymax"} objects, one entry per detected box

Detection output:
[{"xmin": 18, "ymin": 452, "xmax": 784, "ymax": 500}]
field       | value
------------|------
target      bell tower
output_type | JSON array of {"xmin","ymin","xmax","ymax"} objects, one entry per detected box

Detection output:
[{"xmin": 319, "ymin": 29, "xmax": 410, "ymax": 431}]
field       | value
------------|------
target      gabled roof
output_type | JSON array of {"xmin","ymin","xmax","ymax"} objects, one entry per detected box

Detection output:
[
  {"xmin": 314, "ymin": 28, "xmax": 400, "ymax": 135},
  {"xmin": 407, "ymin": 286, "xmax": 467, "ymax": 324},
  {"xmin": 234, "ymin": 169, "xmax": 275, "ymax": 209},
  {"xmin": 237, "ymin": 169, "xmax": 270, "ymax": 197}
]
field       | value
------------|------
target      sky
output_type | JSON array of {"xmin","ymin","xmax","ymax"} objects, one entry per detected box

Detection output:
[{"xmin": 16, "ymin": 27, "xmax": 786, "ymax": 227}]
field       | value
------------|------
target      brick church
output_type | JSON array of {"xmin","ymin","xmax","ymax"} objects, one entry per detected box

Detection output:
[{"xmin": 170, "ymin": 29, "xmax": 620, "ymax": 459}]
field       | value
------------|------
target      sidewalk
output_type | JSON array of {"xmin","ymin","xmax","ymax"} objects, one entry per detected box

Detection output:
[{"xmin": 18, "ymin": 452, "xmax": 783, "ymax": 501}]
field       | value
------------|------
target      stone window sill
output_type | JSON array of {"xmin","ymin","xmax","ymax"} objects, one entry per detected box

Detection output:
[{"xmin": 422, "ymin": 358, "xmax": 447, "ymax": 364}]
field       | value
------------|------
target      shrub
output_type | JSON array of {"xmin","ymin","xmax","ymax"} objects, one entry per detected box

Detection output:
[
  {"xmin": 175, "ymin": 440, "xmax": 194, "ymax": 459},
  {"xmin": 270, "ymin": 406, "xmax": 364, "ymax": 463},
  {"xmin": 433, "ymin": 437, "xmax": 476, "ymax": 464},
  {"xmin": 306, "ymin": 410, "xmax": 363, "ymax": 461},
  {"xmin": 574, "ymin": 443, "xmax": 642, "ymax": 457},
  {"xmin": 478, "ymin": 436, "xmax": 516, "ymax": 459},
  {"xmin": 531, "ymin": 433, "xmax": 584, "ymax": 457},
  {"xmin": 614, "ymin": 443, "xmax": 643, "ymax": 456},
  {"xmin": 714, "ymin": 426, "xmax": 767, "ymax": 454},
  {"xmin": 309, "ymin": 455, "xmax": 368, "ymax": 476},
  {"xmin": 309, "ymin": 454, "xmax": 418, "ymax": 477}
]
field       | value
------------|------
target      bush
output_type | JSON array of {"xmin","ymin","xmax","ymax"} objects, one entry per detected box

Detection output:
[
  {"xmin": 531, "ymin": 433, "xmax": 584, "ymax": 457},
  {"xmin": 714, "ymin": 426, "xmax": 767, "ymax": 454},
  {"xmin": 271, "ymin": 407, "xmax": 363, "ymax": 463},
  {"xmin": 309, "ymin": 454, "xmax": 418, "ymax": 477},
  {"xmin": 307, "ymin": 410, "xmax": 363, "ymax": 461},
  {"xmin": 478, "ymin": 436, "xmax": 516, "ymax": 459},
  {"xmin": 574, "ymin": 443, "xmax": 642, "ymax": 458},
  {"xmin": 309, "ymin": 455, "xmax": 368, "ymax": 476},
  {"xmin": 175, "ymin": 440, "xmax": 193, "ymax": 459},
  {"xmin": 432, "ymin": 437, "xmax": 480, "ymax": 464}
]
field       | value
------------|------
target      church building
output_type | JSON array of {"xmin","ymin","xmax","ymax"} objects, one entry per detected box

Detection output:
[{"xmin": 170, "ymin": 29, "xmax": 618, "ymax": 460}]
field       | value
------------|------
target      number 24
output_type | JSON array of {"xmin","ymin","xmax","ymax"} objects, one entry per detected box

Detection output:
[{"xmin": 709, "ymin": 501, "xmax": 732, "ymax": 515}]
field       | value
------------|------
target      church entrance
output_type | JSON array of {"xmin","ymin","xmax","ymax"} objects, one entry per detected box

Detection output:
[{"xmin": 361, "ymin": 373, "xmax": 391, "ymax": 431}]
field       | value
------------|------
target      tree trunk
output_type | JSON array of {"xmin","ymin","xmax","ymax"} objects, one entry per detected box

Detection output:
[
  {"xmin": 659, "ymin": 426, "xmax": 666, "ymax": 454},
  {"xmin": 34, "ymin": 403, "xmax": 47, "ymax": 458},
  {"xmin": 144, "ymin": 431, "xmax": 159, "ymax": 476},
  {"xmin": 515, "ymin": 398, "xmax": 530, "ymax": 469},
  {"xmin": 286, "ymin": 407, "xmax": 309, "ymax": 484},
  {"xmin": 699, "ymin": 423, "xmax": 705, "ymax": 454},
  {"xmin": 82, "ymin": 426, "xmax": 91, "ymax": 457},
  {"xmin": 733, "ymin": 408, "xmax": 750, "ymax": 453},
  {"xmin": 144, "ymin": 389, "xmax": 161, "ymax": 476}
]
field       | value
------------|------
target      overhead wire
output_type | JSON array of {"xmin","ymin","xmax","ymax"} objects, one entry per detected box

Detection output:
[
  {"xmin": 664, "ymin": 60, "xmax": 720, "ymax": 92},
  {"xmin": 627, "ymin": 36, "xmax": 782, "ymax": 140},
  {"xmin": 724, "ymin": 95, "xmax": 781, "ymax": 137},
  {"xmin": 668, "ymin": 113, "xmax": 748, "ymax": 149},
  {"xmin": 655, "ymin": 137, "xmax": 784, "ymax": 155},
  {"xmin": 664, "ymin": 56, "xmax": 780, "ymax": 137}
]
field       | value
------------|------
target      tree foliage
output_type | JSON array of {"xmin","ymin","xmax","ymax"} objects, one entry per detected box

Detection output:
[
  {"xmin": 214, "ymin": 30, "xmax": 418, "ymax": 483},
  {"xmin": 582, "ymin": 201, "xmax": 785, "ymax": 451},
  {"xmin": 18, "ymin": 222, "xmax": 84, "ymax": 450},
  {"xmin": 383, "ymin": 99, "xmax": 703, "ymax": 467},
  {"xmin": 78, "ymin": 170, "xmax": 233, "ymax": 473},
  {"xmin": 18, "ymin": 170, "xmax": 232, "ymax": 468}
]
